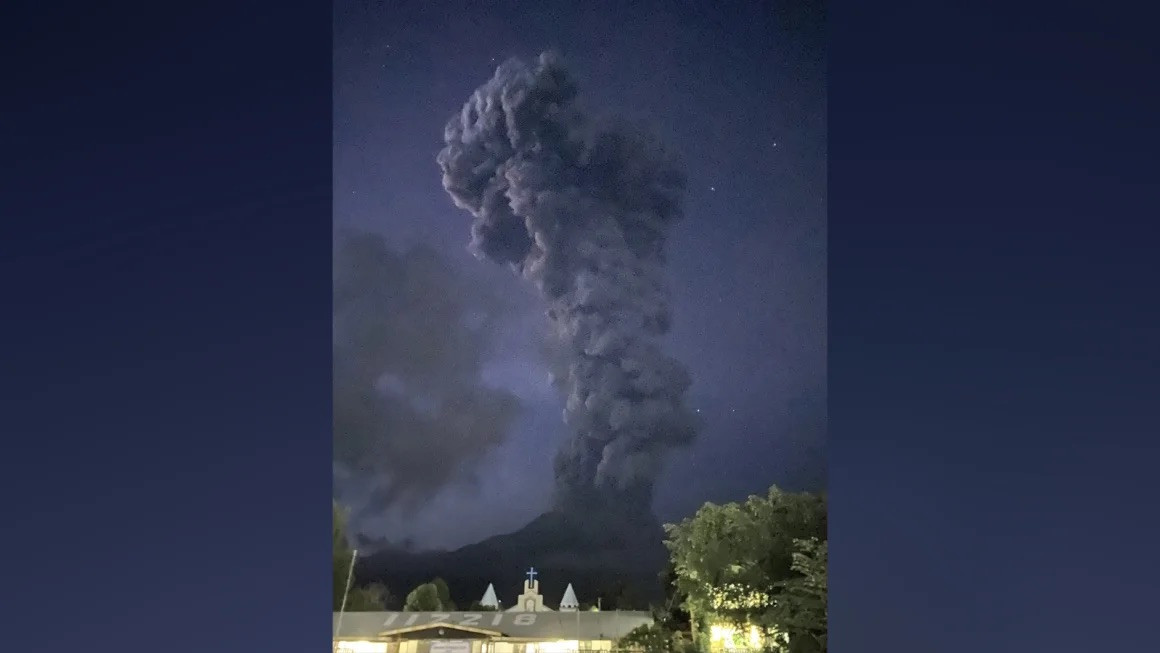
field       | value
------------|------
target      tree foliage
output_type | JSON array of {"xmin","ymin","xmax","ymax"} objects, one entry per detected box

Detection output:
[
  {"xmin": 658, "ymin": 560, "xmax": 693, "ymax": 634},
  {"xmin": 404, "ymin": 583, "xmax": 445, "ymax": 612},
  {"xmin": 619, "ymin": 622, "xmax": 691, "ymax": 653},
  {"xmin": 621, "ymin": 562, "xmax": 697, "ymax": 652},
  {"xmin": 402, "ymin": 578, "xmax": 456, "ymax": 611},
  {"xmin": 347, "ymin": 583, "xmax": 393, "ymax": 612},
  {"xmin": 432, "ymin": 577, "xmax": 457, "ymax": 610},
  {"xmin": 770, "ymin": 539, "xmax": 827, "ymax": 652},
  {"xmin": 663, "ymin": 486, "xmax": 827, "ymax": 652}
]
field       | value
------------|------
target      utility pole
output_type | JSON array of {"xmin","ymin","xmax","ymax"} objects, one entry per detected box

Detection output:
[{"xmin": 335, "ymin": 548, "xmax": 359, "ymax": 653}]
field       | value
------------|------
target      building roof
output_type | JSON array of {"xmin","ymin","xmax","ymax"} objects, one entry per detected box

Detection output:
[{"xmin": 334, "ymin": 611, "xmax": 653, "ymax": 641}]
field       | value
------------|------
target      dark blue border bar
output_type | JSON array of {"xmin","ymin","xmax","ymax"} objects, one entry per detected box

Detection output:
[
  {"xmin": 830, "ymin": 1, "xmax": 1157, "ymax": 650},
  {"xmin": 2, "ymin": 1, "xmax": 332, "ymax": 650}
]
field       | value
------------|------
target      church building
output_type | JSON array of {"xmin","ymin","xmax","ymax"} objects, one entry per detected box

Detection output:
[{"xmin": 334, "ymin": 569, "xmax": 652, "ymax": 653}]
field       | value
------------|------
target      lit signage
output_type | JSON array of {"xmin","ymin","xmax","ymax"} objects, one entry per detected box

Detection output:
[{"xmin": 430, "ymin": 641, "xmax": 472, "ymax": 653}]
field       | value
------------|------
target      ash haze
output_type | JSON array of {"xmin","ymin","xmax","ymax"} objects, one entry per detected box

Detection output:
[
  {"xmin": 334, "ymin": 0, "xmax": 826, "ymax": 551},
  {"xmin": 332, "ymin": 233, "xmax": 522, "ymax": 522}
]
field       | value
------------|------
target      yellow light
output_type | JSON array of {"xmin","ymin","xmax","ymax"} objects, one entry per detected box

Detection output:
[
  {"xmin": 747, "ymin": 625, "xmax": 763, "ymax": 649},
  {"xmin": 709, "ymin": 623, "xmax": 767, "ymax": 650},
  {"xmin": 709, "ymin": 624, "xmax": 737, "ymax": 649},
  {"xmin": 335, "ymin": 641, "xmax": 388, "ymax": 653}
]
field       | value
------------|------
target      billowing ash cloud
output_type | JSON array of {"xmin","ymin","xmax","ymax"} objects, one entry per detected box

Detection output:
[
  {"xmin": 436, "ymin": 52, "xmax": 696, "ymax": 512},
  {"xmin": 333, "ymin": 232, "xmax": 521, "ymax": 519}
]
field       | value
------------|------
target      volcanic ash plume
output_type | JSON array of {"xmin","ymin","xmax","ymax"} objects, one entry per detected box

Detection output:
[
  {"xmin": 333, "ymin": 232, "xmax": 520, "ymax": 520},
  {"xmin": 437, "ymin": 53, "xmax": 696, "ymax": 514}
]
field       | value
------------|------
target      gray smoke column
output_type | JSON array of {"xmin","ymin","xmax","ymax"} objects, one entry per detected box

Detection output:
[
  {"xmin": 333, "ymin": 232, "xmax": 520, "ymax": 521},
  {"xmin": 437, "ymin": 53, "xmax": 696, "ymax": 513}
]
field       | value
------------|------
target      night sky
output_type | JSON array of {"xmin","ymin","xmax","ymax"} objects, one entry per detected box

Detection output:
[{"xmin": 334, "ymin": 0, "xmax": 826, "ymax": 549}]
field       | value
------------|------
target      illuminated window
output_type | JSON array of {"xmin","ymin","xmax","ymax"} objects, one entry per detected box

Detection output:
[
  {"xmin": 527, "ymin": 641, "xmax": 580, "ymax": 653},
  {"xmin": 708, "ymin": 623, "xmax": 766, "ymax": 650}
]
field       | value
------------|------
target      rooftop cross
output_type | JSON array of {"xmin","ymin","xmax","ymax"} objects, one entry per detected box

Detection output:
[{"xmin": 526, "ymin": 567, "xmax": 538, "ymax": 584}]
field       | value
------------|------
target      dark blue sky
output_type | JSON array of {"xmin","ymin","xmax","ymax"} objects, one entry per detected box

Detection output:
[{"xmin": 334, "ymin": 0, "xmax": 826, "ymax": 548}]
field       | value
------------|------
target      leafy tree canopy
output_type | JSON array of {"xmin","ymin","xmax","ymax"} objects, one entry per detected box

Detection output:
[
  {"xmin": 618, "ymin": 622, "xmax": 685, "ymax": 653},
  {"xmin": 347, "ymin": 583, "xmax": 393, "ymax": 612},
  {"xmin": 663, "ymin": 486, "xmax": 827, "ymax": 652},
  {"xmin": 402, "ymin": 578, "xmax": 456, "ymax": 611},
  {"xmin": 404, "ymin": 583, "xmax": 444, "ymax": 612},
  {"xmin": 770, "ymin": 539, "xmax": 827, "ymax": 652},
  {"xmin": 432, "ymin": 577, "xmax": 456, "ymax": 611}
]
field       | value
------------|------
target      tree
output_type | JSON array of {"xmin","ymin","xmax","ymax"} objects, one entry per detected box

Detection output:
[
  {"xmin": 334, "ymin": 502, "xmax": 388, "ymax": 612},
  {"xmin": 432, "ymin": 577, "xmax": 456, "ymax": 610},
  {"xmin": 658, "ymin": 561, "xmax": 692, "ymax": 634},
  {"xmin": 664, "ymin": 486, "xmax": 826, "ymax": 652},
  {"xmin": 405, "ymin": 583, "xmax": 444, "ymax": 612},
  {"xmin": 403, "ymin": 578, "xmax": 455, "ymax": 611},
  {"xmin": 767, "ymin": 539, "xmax": 827, "ymax": 653},
  {"xmin": 618, "ymin": 622, "xmax": 680, "ymax": 652},
  {"xmin": 347, "ymin": 583, "xmax": 393, "ymax": 612},
  {"xmin": 621, "ymin": 563, "xmax": 696, "ymax": 653}
]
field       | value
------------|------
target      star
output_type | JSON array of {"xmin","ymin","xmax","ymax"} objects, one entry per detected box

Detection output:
[{"xmin": 709, "ymin": 186, "xmax": 716, "ymax": 192}]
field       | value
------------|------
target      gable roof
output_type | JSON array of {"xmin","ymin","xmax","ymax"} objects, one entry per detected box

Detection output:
[
  {"xmin": 334, "ymin": 611, "xmax": 653, "ymax": 641},
  {"xmin": 380, "ymin": 622, "xmax": 504, "ymax": 638}
]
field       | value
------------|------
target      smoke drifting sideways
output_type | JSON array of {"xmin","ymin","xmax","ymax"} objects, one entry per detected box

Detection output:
[
  {"xmin": 333, "ymin": 232, "xmax": 521, "ymax": 530},
  {"xmin": 437, "ymin": 53, "xmax": 697, "ymax": 517}
]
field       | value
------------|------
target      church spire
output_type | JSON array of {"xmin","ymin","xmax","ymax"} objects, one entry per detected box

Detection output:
[
  {"xmin": 480, "ymin": 583, "xmax": 499, "ymax": 609},
  {"xmin": 506, "ymin": 567, "xmax": 553, "ymax": 611},
  {"xmin": 559, "ymin": 583, "xmax": 579, "ymax": 611}
]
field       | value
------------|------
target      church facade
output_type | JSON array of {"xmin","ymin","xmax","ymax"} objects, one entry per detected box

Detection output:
[{"xmin": 334, "ymin": 570, "xmax": 652, "ymax": 653}]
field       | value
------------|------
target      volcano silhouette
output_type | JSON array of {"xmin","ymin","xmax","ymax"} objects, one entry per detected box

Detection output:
[{"xmin": 358, "ymin": 507, "xmax": 668, "ymax": 608}]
